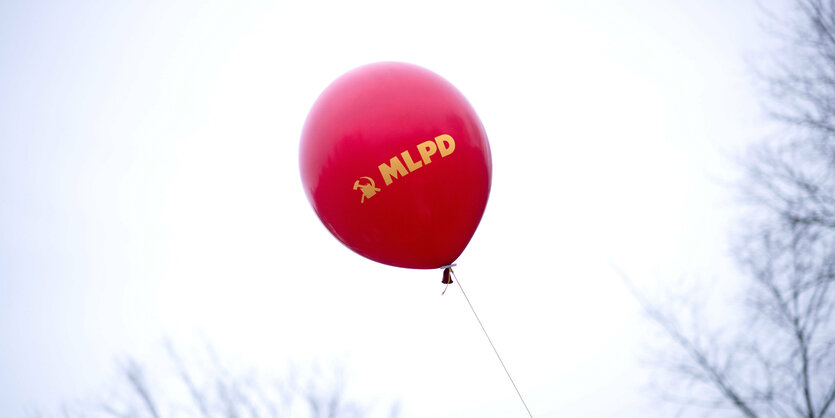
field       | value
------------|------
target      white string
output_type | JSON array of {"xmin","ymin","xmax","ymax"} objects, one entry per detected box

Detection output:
[{"xmin": 450, "ymin": 269, "xmax": 534, "ymax": 417}]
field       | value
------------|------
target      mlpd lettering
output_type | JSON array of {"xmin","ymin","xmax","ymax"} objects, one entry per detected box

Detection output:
[
  {"xmin": 352, "ymin": 134, "xmax": 456, "ymax": 204},
  {"xmin": 378, "ymin": 134, "xmax": 455, "ymax": 186}
]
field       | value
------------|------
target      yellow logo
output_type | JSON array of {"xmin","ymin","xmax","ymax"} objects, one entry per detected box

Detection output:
[
  {"xmin": 353, "ymin": 176, "xmax": 381, "ymax": 203},
  {"xmin": 353, "ymin": 134, "xmax": 456, "ymax": 205}
]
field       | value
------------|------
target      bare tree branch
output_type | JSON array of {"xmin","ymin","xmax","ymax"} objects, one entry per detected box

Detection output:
[
  {"xmin": 122, "ymin": 360, "xmax": 160, "ymax": 418},
  {"xmin": 633, "ymin": 1, "xmax": 835, "ymax": 416}
]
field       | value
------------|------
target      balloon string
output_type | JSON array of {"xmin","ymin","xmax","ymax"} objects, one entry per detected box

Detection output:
[{"xmin": 450, "ymin": 269, "xmax": 534, "ymax": 418}]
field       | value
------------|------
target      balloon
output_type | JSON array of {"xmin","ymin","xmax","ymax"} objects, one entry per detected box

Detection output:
[{"xmin": 299, "ymin": 62, "xmax": 492, "ymax": 269}]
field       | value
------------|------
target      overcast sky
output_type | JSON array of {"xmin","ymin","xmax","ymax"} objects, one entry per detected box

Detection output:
[{"xmin": 0, "ymin": 1, "xmax": 787, "ymax": 417}]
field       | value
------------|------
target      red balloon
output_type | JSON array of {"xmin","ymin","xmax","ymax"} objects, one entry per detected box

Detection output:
[{"xmin": 300, "ymin": 62, "xmax": 492, "ymax": 269}]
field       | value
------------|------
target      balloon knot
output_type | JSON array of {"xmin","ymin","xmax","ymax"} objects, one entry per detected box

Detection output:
[
  {"xmin": 442, "ymin": 267, "xmax": 454, "ymax": 284},
  {"xmin": 441, "ymin": 267, "xmax": 454, "ymax": 295}
]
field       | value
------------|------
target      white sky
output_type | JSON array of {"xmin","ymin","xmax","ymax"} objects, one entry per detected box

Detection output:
[{"xmin": 0, "ymin": 1, "xmax": 786, "ymax": 416}]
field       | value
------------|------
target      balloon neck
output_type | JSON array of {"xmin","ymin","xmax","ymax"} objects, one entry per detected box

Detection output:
[
  {"xmin": 442, "ymin": 267, "xmax": 454, "ymax": 284},
  {"xmin": 441, "ymin": 267, "xmax": 454, "ymax": 295}
]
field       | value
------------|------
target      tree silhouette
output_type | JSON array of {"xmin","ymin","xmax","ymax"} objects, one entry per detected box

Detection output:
[
  {"xmin": 37, "ymin": 341, "xmax": 398, "ymax": 418},
  {"xmin": 631, "ymin": 1, "xmax": 835, "ymax": 417}
]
